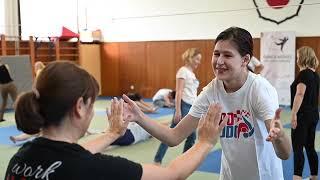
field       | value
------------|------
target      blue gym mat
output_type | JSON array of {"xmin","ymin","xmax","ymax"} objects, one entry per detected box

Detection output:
[
  {"xmin": 197, "ymin": 149, "xmax": 320, "ymax": 179},
  {"xmin": 0, "ymin": 125, "xmax": 31, "ymax": 146}
]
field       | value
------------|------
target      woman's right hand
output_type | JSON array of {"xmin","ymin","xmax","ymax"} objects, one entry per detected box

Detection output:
[
  {"xmin": 122, "ymin": 94, "xmax": 145, "ymax": 123},
  {"xmin": 197, "ymin": 103, "xmax": 227, "ymax": 146}
]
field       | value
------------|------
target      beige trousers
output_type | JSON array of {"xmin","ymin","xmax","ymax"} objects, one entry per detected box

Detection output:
[{"xmin": 0, "ymin": 82, "xmax": 17, "ymax": 120}]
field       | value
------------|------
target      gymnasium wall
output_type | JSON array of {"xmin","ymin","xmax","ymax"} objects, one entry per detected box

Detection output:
[
  {"xmin": 91, "ymin": 0, "xmax": 319, "ymax": 42},
  {"xmin": 94, "ymin": 1, "xmax": 320, "ymax": 97},
  {"xmin": 17, "ymin": 1, "xmax": 320, "ymax": 41},
  {"xmin": 8, "ymin": 0, "xmax": 320, "ymax": 97},
  {"xmin": 101, "ymin": 37, "xmax": 320, "ymax": 97}
]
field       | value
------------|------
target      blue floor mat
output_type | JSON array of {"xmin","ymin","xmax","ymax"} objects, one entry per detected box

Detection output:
[
  {"xmin": 0, "ymin": 125, "xmax": 30, "ymax": 146},
  {"xmin": 197, "ymin": 149, "xmax": 320, "ymax": 179},
  {"xmin": 146, "ymin": 108, "xmax": 174, "ymax": 118},
  {"xmin": 197, "ymin": 149, "xmax": 222, "ymax": 173}
]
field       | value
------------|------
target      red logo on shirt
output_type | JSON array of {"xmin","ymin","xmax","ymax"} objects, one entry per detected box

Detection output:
[{"xmin": 220, "ymin": 110, "xmax": 254, "ymax": 139}]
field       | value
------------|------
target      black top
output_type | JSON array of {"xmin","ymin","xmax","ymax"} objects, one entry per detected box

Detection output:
[
  {"xmin": 0, "ymin": 64, "xmax": 13, "ymax": 84},
  {"xmin": 290, "ymin": 68, "xmax": 319, "ymax": 115},
  {"xmin": 5, "ymin": 137, "xmax": 143, "ymax": 180}
]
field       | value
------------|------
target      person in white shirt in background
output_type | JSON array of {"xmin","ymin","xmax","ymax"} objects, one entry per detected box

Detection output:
[
  {"xmin": 248, "ymin": 56, "xmax": 264, "ymax": 74},
  {"xmin": 153, "ymin": 48, "xmax": 202, "ymax": 165},
  {"xmin": 152, "ymin": 89, "xmax": 176, "ymax": 108}
]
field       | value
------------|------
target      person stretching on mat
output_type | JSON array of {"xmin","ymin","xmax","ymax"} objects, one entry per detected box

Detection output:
[
  {"xmin": 110, "ymin": 121, "xmax": 170, "ymax": 146},
  {"xmin": 152, "ymin": 89, "xmax": 176, "ymax": 108},
  {"xmin": 5, "ymin": 61, "xmax": 227, "ymax": 180},
  {"xmin": 127, "ymin": 92, "xmax": 158, "ymax": 113}
]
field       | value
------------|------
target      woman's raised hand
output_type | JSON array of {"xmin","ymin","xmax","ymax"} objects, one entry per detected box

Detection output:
[
  {"xmin": 198, "ymin": 103, "xmax": 227, "ymax": 146},
  {"xmin": 106, "ymin": 97, "xmax": 129, "ymax": 136},
  {"xmin": 122, "ymin": 94, "xmax": 145, "ymax": 123},
  {"xmin": 266, "ymin": 108, "xmax": 285, "ymax": 142}
]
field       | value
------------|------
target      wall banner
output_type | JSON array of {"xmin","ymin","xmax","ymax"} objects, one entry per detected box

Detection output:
[{"xmin": 260, "ymin": 31, "xmax": 296, "ymax": 106}]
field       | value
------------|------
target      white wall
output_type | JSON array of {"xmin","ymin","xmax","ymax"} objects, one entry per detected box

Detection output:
[
  {"xmin": 0, "ymin": 0, "xmax": 5, "ymax": 34},
  {"xmin": 18, "ymin": 0, "xmax": 320, "ymax": 41}
]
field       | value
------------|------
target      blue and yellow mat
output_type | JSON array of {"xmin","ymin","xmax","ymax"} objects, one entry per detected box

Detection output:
[{"xmin": 0, "ymin": 98, "xmax": 319, "ymax": 180}]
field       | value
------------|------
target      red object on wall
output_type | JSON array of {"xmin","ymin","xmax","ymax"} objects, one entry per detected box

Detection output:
[
  {"xmin": 267, "ymin": 0, "xmax": 289, "ymax": 9},
  {"xmin": 59, "ymin": 26, "xmax": 79, "ymax": 40}
]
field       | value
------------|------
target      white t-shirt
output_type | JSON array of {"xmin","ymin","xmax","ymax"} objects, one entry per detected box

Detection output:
[
  {"xmin": 176, "ymin": 66, "xmax": 199, "ymax": 105},
  {"xmin": 248, "ymin": 56, "xmax": 261, "ymax": 72},
  {"xmin": 127, "ymin": 122, "xmax": 151, "ymax": 144},
  {"xmin": 189, "ymin": 72, "xmax": 283, "ymax": 180},
  {"xmin": 152, "ymin": 89, "xmax": 172, "ymax": 101}
]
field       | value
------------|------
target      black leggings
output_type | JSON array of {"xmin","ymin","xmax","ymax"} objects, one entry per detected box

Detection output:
[
  {"xmin": 111, "ymin": 129, "xmax": 135, "ymax": 146},
  {"xmin": 291, "ymin": 112, "xmax": 318, "ymax": 176}
]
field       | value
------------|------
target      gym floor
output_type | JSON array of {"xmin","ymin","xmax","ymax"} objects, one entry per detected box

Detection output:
[{"xmin": 0, "ymin": 97, "xmax": 319, "ymax": 180}]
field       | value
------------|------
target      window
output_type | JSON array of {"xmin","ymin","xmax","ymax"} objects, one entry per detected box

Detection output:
[
  {"xmin": 20, "ymin": 0, "xmax": 78, "ymax": 39},
  {"xmin": 0, "ymin": 0, "xmax": 4, "ymax": 34}
]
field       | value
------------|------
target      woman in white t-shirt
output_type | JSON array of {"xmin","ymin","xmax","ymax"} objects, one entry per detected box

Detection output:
[
  {"xmin": 152, "ymin": 89, "xmax": 175, "ymax": 108},
  {"xmin": 154, "ymin": 48, "xmax": 201, "ymax": 164},
  {"xmin": 123, "ymin": 27, "xmax": 291, "ymax": 180}
]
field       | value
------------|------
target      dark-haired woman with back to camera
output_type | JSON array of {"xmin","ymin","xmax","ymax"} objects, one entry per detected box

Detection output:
[{"xmin": 5, "ymin": 61, "xmax": 227, "ymax": 180}]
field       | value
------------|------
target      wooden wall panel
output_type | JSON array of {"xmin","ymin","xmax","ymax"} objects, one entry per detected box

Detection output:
[
  {"xmin": 118, "ymin": 43, "xmax": 147, "ymax": 95},
  {"xmin": 146, "ymin": 41, "xmax": 175, "ymax": 97},
  {"xmin": 101, "ymin": 37, "xmax": 320, "ymax": 98},
  {"xmin": 101, "ymin": 43, "xmax": 119, "ymax": 96},
  {"xmin": 204, "ymin": 40, "xmax": 215, "ymax": 86},
  {"xmin": 253, "ymin": 38, "xmax": 261, "ymax": 58}
]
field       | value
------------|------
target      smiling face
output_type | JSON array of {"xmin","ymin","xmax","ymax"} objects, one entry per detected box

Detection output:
[{"xmin": 212, "ymin": 40, "xmax": 249, "ymax": 82}]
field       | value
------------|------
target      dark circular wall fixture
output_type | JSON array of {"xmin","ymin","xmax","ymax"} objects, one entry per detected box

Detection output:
[{"xmin": 253, "ymin": 0, "xmax": 304, "ymax": 25}]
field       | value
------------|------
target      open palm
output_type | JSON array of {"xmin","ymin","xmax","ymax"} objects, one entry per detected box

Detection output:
[{"xmin": 122, "ymin": 94, "xmax": 145, "ymax": 122}]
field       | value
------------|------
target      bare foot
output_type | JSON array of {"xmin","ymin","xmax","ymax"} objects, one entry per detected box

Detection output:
[
  {"xmin": 153, "ymin": 162, "xmax": 161, "ymax": 166},
  {"xmin": 9, "ymin": 136, "xmax": 16, "ymax": 144}
]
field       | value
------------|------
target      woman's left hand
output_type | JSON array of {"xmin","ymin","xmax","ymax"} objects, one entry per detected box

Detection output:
[
  {"xmin": 266, "ymin": 109, "xmax": 285, "ymax": 142},
  {"xmin": 106, "ymin": 97, "xmax": 129, "ymax": 136},
  {"xmin": 291, "ymin": 113, "xmax": 297, "ymax": 129}
]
